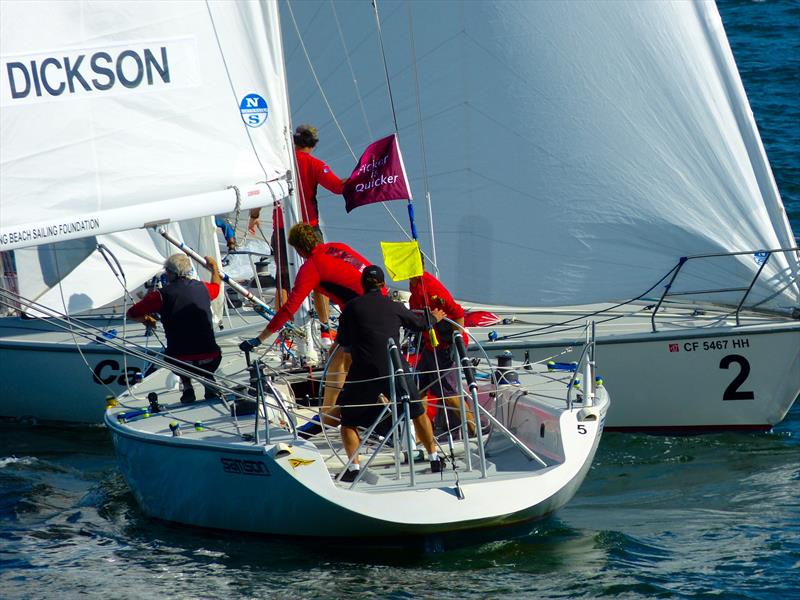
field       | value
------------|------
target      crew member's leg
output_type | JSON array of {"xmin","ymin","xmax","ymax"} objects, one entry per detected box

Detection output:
[
  {"xmin": 313, "ymin": 292, "xmax": 331, "ymax": 327},
  {"xmin": 198, "ymin": 354, "xmax": 223, "ymax": 399},
  {"xmin": 444, "ymin": 396, "xmax": 476, "ymax": 436},
  {"xmin": 403, "ymin": 372, "xmax": 443, "ymax": 472},
  {"xmin": 341, "ymin": 426, "xmax": 361, "ymax": 464},
  {"xmin": 166, "ymin": 354, "xmax": 221, "ymax": 404},
  {"xmin": 271, "ymin": 227, "xmax": 289, "ymax": 311},
  {"xmin": 322, "ymin": 347, "xmax": 350, "ymax": 426}
]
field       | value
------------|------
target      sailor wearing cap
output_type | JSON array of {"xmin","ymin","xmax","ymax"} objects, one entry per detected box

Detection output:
[{"xmin": 334, "ymin": 265, "xmax": 446, "ymax": 482}]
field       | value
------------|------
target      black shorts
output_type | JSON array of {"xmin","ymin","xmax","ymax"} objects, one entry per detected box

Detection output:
[{"xmin": 337, "ymin": 377, "xmax": 424, "ymax": 429}]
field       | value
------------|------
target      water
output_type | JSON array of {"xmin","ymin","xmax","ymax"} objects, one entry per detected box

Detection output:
[{"xmin": 2, "ymin": 2, "xmax": 799, "ymax": 598}]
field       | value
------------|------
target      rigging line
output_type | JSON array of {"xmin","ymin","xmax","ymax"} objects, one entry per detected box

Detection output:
[
  {"xmin": 372, "ymin": 0, "xmax": 419, "ymax": 243},
  {"xmin": 286, "ymin": 0, "xmax": 356, "ymax": 160},
  {"xmin": 331, "ymin": 0, "xmax": 374, "ymax": 140},
  {"xmin": 371, "ymin": 0, "xmax": 399, "ymax": 134},
  {"xmin": 496, "ymin": 265, "xmax": 678, "ymax": 341},
  {"xmin": 51, "ymin": 245, "xmax": 128, "ymax": 404},
  {"xmin": 203, "ymin": 0, "xmax": 269, "ymax": 180},
  {"xmin": 286, "ymin": 0, "xmax": 411, "ymax": 241},
  {"xmin": 0, "ymin": 287, "xmax": 256, "ymax": 399},
  {"xmin": 96, "ymin": 243, "xmax": 135, "ymax": 303},
  {"xmin": 229, "ymin": 185, "xmax": 247, "ymax": 247},
  {"xmin": 405, "ymin": 0, "xmax": 438, "ymax": 274}
]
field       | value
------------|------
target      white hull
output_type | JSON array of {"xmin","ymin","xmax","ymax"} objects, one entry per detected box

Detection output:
[
  {"xmin": 106, "ymin": 358, "xmax": 608, "ymax": 538},
  {"xmin": 469, "ymin": 304, "xmax": 800, "ymax": 431},
  {"xmin": 0, "ymin": 314, "xmax": 266, "ymax": 423}
]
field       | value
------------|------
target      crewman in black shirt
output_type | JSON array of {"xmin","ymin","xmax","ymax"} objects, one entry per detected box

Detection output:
[{"xmin": 335, "ymin": 265, "xmax": 445, "ymax": 482}]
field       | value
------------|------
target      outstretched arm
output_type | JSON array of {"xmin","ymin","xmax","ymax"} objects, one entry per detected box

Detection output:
[{"xmin": 257, "ymin": 261, "xmax": 320, "ymax": 340}]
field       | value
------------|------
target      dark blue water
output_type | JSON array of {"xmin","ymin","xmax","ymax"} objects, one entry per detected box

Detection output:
[{"xmin": 2, "ymin": 2, "xmax": 798, "ymax": 598}]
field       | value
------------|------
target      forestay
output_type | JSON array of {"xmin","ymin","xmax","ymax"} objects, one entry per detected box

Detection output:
[
  {"xmin": 282, "ymin": 0, "xmax": 799, "ymax": 311},
  {"xmin": 0, "ymin": 0, "xmax": 292, "ymax": 250}
]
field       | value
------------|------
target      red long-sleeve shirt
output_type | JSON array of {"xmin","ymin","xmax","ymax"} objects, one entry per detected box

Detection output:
[
  {"xmin": 266, "ymin": 242, "xmax": 369, "ymax": 334},
  {"xmin": 273, "ymin": 149, "xmax": 344, "ymax": 228},
  {"xmin": 409, "ymin": 272, "xmax": 465, "ymax": 349}
]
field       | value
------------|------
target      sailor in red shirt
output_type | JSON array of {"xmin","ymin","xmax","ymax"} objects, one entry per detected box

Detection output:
[
  {"xmin": 127, "ymin": 254, "xmax": 223, "ymax": 404},
  {"xmin": 240, "ymin": 223, "xmax": 372, "ymax": 432},
  {"xmin": 409, "ymin": 268, "xmax": 476, "ymax": 435},
  {"xmin": 248, "ymin": 125, "xmax": 347, "ymax": 345}
]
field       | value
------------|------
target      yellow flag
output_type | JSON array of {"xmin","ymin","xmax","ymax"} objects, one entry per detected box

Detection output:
[{"xmin": 380, "ymin": 240, "xmax": 423, "ymax": 281}]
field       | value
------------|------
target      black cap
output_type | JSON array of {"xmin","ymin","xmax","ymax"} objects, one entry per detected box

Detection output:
[{"xmin": 361, "ymin": 265, "xmax": 385, "ymax": 290}]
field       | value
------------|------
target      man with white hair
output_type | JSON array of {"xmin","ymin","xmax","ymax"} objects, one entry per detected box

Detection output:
[{"xmin": 127, "ymin": 253, "xmax": 223, "ymax": 403}]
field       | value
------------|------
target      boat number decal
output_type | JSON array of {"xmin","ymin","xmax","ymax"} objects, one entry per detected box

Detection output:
[
  {"xmin": 668, "ymin": 338, "xmax": 750, "ymax": 352},
  {"xmin": 577, "ymin": 424, "xmax": 587, "ymax": 435},
  {"xmin": 221, "ymin": 458, "xmax": 271, "ymax": 476},
  {"xmin": 288, "ymin": 458, "xmax": 315, "ymax": 469},
  {"xmin": 239, "ymin": 93, "xmax": 269, "ymax": 128},
  {"xmin": 92, "ymin": 359, "xmax": 156, "ymax": 386},
  {"xmin": 719, "ymin": 355, "xmax": 755, "ymax": 401}
]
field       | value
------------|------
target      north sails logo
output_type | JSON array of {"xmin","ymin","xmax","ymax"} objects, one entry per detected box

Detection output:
[{"xmin": 240, "ymin": 93, "xmax": 269, "ymax": 128}]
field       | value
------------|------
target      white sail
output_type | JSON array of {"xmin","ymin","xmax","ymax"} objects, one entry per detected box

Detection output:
[
  {"xmin": 281, "ymin": 0, "xmax": 799, "ymax": 311},
  {"xmin": 14, "ymin": 217, "xmax": 224, "ymax": 319},
  {"xmin": 0, "ymin": 0, "xmax": 292, "ymax": 250}
]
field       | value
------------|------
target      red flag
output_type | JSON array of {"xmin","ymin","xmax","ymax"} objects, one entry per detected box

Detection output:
[{"xmin": 343, "ymin": 134, "xmax": 411, "ymax": 213}]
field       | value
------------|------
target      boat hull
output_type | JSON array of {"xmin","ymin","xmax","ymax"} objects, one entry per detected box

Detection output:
[
  {"xmin": 106, "ymin": 396, "xmax": 607, "ymax": 538},
  {"xmin": 0, "ymin": 336, "xmax": 148, "ymax": 422},
  {"xmin": 0, "ymin": 316, "xmax": 264, "ymax": 423},
  {"xmin": 476, "ymin": 323, "xmax": 800, "ymax": 431}
]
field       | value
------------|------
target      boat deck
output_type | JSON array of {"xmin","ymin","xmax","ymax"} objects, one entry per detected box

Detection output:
[
  {"xmin": 108, "ymin": 352, "xmax": 582, "ymax": 492},
  {"xmin": 459, "ymin": 299, "xmax": 797, "ymax": 346}
]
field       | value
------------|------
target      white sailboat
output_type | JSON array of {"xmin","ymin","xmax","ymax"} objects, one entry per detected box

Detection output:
[
  {"xmin": 280, "ymin": 0, "xmax": 799, "ymax": 431},
  {"xmin": 107, "ymin": 340, "xmax": 609, "ymax": 538},
  {"xmin": 1, "ymin": 0, "xmax": 610, "ymax": 537},
  {"xmin": 0, "ymin": 0, "xmax": 291, "ymax": 421}
]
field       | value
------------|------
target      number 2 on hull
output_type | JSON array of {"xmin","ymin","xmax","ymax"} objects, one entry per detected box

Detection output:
[{"xmin": 719, "ymin": 354, "xmax": 755, "ymax": 401}]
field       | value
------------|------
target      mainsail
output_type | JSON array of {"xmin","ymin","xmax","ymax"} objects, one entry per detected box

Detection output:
[
  {"xmin": 0, "ymin": 0, "xmax": 292, "ymax": 250},
  {"xmin": 281, "ymin": 0, "xmax": 799, "ymax": 311}
]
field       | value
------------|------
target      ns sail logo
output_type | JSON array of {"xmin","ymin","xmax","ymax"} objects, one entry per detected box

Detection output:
[{"xmin": 240, "ymin": 93, "xmax": 269, "ymax": 128}]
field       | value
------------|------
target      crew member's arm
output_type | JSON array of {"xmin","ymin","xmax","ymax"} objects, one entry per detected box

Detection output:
[
  {"xmin": 215, "ymin": 218, "xmax": 236, "ymax": 250},
  {"xmin": 126, "ymin": 290, "xmax": 161, "ymax": 328},
  {"xmin": 203, "ymin": 256, "xmax": 222, "ymax": 300},
  {"xmin": 316, "ymin": 161, "xmax": 345, "ymax": 195},
  {"xmin": 258, "ymin": 261, "xmax": 320, "ymax": 341},
  {"xmin": 240, "ymin": 262, "xmax": 321, "ymax": 352},
  {"xmin": 397, "ymin": 303, "xmax": 445, "ymax": 332},
  {"xmin": 248, "ymin": 208, "xmax": 261, "ymax": 234},
  {"xmin": 437, "ymin": 285, "xmax": 467, "ymax": 344}
]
